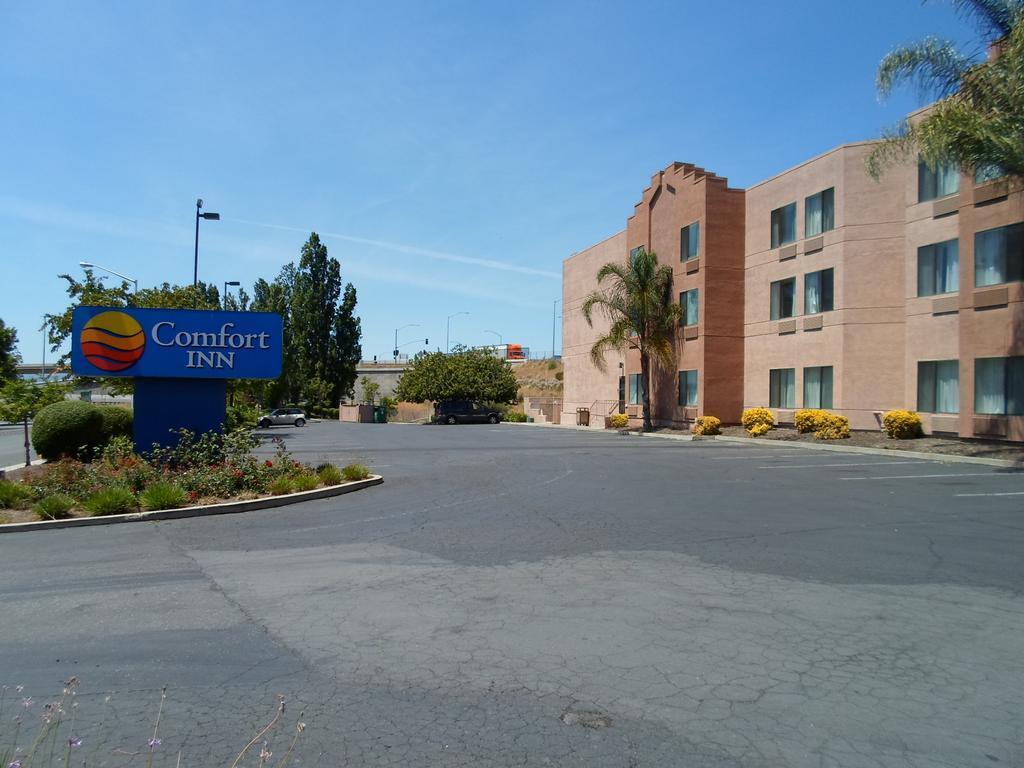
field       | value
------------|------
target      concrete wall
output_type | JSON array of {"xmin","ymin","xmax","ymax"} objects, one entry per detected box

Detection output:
[
  {"xmin": 353, "ymin": 364, "xmax": 407, "ymax": 400},
  {"xmin": 562, "ymin": 231, "xmax": 627, "ymax": 423}
]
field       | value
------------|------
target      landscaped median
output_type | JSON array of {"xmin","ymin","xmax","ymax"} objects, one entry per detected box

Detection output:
[{"xmin": 0, "ymin": 426, "xmax": 382, "ymax": 532}]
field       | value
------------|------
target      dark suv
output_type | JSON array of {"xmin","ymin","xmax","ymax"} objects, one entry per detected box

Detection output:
[{"xmin": 435, "ymin": 400, "xmax": 501, "ymax": 425}]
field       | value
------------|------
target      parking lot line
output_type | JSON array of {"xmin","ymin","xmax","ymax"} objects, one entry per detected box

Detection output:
[
  {"xmin": 709, "ymin": 453, "xmax": 818, "ymax": 460},
  {"xmin": 759, "ymin": 460, "xmax": 932, "ymax": 470},
  {"xmin": 954, "ymin": 491, "xmax": 1024, "ymax": 497},
  {"xmin": 841, "ymin": 472, "xmax": 1005, "ymax": 481}
]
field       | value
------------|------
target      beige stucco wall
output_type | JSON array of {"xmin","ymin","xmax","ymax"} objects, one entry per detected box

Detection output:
[{"xmin": 562, "ymin": 230, "xmax": 627, "ymax": 423}]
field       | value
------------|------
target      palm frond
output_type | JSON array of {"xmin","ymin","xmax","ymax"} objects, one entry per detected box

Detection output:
[
  {"xmin": 945, "ymin": 0, "xmax": 1023, "ymax": 36},
  {"xmin": 877, "ymin": 37, "xmax": 976, "ymax": 98}
]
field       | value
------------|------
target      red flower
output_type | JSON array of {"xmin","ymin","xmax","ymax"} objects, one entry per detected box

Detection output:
[{"xmin": 265, "ymin": 460, "xmax": 273, "ymax": 467}]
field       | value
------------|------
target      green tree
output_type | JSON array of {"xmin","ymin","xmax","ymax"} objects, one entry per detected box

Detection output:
[
  {"xmin": 868, "ymin": 0, "xmax": 1024, "ymax": 179},
  {"xmin": 582, "ymin": 248, "xmax": 681, "ymax": 432},
  {"xmin": 0, "ymin": 319, "xmax": 20, "ymax": 382},
  {"xmin": 394, "ymin": 347, "xmax": 519, "ymax": 404},
  {"xmin": 360, "ymin": 376, "xmax": 380, "ymax": 405},
  {"xmin": 0, "ymin": 379, "xmax": 70, "ymax": 465}
]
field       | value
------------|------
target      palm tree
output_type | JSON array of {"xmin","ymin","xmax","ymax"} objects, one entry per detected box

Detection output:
[
  {"xmin": 582, "ymin": 248, "xmax": 681, "ymax": 432},
  {"xmin": 868, "ymin": 0, "xmax": 1024, "ymax": 179}
]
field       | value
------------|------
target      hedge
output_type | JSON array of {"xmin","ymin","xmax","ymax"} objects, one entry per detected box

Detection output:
[{"xmin": 31, "ymin": 401, "xmax": 106, "ymax": 459}]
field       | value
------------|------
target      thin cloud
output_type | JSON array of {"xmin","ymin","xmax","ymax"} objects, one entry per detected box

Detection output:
[{"xmin": 226, "ymin": 217, "xmax": 560, "ymax": 279}]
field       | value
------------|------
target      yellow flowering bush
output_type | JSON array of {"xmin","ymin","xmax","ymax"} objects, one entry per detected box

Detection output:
[
  {"xmin": 748, "ymin": 422, "xmax": 771, "ymax": 437},
  {"xmin": 794, "ymin": 409, "xmax": 826, "ymax": 433},
  {"xmin": 693, "ymin": 415, "xmax": 721, "ymax": 436},
  {"xmin": 741, "ymin": 407, "xmax": 775, "ymax": 435},
  {"xmin": 814, "ymin": 413, "xmax": 851, "ymax": 440},
  {"xmin": 882, "ymin": 409, "xmax": 923, "ymax": 439},
  {"xmin": 608, "ymin": 413, "xmax": 629, "ymax": 429}
]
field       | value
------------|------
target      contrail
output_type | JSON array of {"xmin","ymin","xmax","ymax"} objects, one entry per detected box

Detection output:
[{"xmin": 225, "ymin": 218, "xmax": 560, "ymax": 279}]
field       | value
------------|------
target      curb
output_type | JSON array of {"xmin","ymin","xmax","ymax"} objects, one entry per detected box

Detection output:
[
  {"xmin": 619, "ymin": 431, "xmax": 1022, "ymax": 468},
  {"xmin": 0, "ymin": 475, "xmax": 383, "ymax": 534},
  {"xmin": 0, "ymin": 459, "xmax": 45, "ymax": 479}
]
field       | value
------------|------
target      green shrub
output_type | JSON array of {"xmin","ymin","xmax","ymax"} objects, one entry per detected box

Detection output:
[
  {"xmin": 547, "ymin": 361, "xmax": 557, "ymax": 370},
  {"xmin": 317, "ymin": 464, "xmax": 343, "ymax": 485},
  {"xmin": 98, "ymin": 406, "xmax": 133, "ymax": 441},
  {"xmin": 140, "ymin": 482, "xmax": 188, "ymax": 511},
  {"xmin": 502, "ymin": 411, "xmax": 528, "ymax": 423},
  {"xmin": 693, "ymin": 415, "xmax": 721, "ymax": 435},
  {"xmin": 292, "ymin": 474, "xmax": 320, "ymax": 492},
  {"xmin": 33, "ymin": 494, "xmax": 75, "ymax": 520},
  {"xmin": 32, "ymin": 401, "xmax": 105, "ymax": 459},
  {"xmin": 882, "ymin": 409, "xmax": 924, "ymax": 439},
  {"xmin": 225, "ymin": 403, "xmax": 259, "ymax": 431},
  {"xmin": 341, "ymin": 463, "xmax": 370, "ymax": 481},
  {"xmin": 814, "ymin": 413, "xmax": 851, "ymax": 440},
  {"xmin": 608, "ymin": 413, "xmax": 629, "ymax": 429},
  {"xmin": 99, "ymin": 435, "xmax": 136, "ymax": 466},
  {"xmin": 0, "ymin": 480, "xmax": 32, "ymax": 509},
  {"xmin": 83, "ymin": 486, "xmax": 137, "ymax": 516},
  {"xmin": 269, "ymin": 476, "xmax": 294, "ymax": 495}
]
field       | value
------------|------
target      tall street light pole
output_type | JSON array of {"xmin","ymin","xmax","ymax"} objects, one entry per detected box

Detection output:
[
  {"xmin": 194, "ymin": 198, "xmax": 220, "ymax": 287},
  {"xmin": 223, "ymin": 280, "xmax": 240, "ymax": 310},
  {"xmin": 394, "ymin": 323, "xmax": 420, "ymax": 361},
  {"xmin": 446, "ymin": 312, "xmax": 469, "ymax": 354},
  {"xmin": 79, "ymin": 261, "xmax": 138, "ymax": 293},
  {"xmin": 483, "ymin": 329, "xmax": 502, "ymax": 346}
]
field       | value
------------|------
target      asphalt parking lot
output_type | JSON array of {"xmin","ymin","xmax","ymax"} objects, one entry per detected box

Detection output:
[{"xmin": 1, "ymin": 422, "xmax": 1022, "ymax": 767}]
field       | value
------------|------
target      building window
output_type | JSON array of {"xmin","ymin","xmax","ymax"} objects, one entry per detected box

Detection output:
[
  {"xmin": 770, "ymin": 203, "xmax": 797, "ymax": 248},
  {"xmin": 804, "ymin": 188, "xmax": 835, "ymax": 237},
  {"xmin": 804, "ymin": 268, "xmax": 834, "ymax": 314},
  {"xmin": 769, "ymin": 368, "xmax": 796, "ymax": 408},
  {"xmin": 975, "ymin": 223, "xmax": 1024, "ymax": 287},
  {"xmin": 975, "ymin": 357, "xmax": 1024, "ymax": 415},
  {"xmin": 918, "ymin": 158, "xmax": 960, "ymax": 202},
  {"xmin": 630, "ymin": 246, "xmax": 642, "ymax": 265},
  {"xmin": 918, "ymin": 360, "xmax": 959, "ymax": 414},
  {"xmin": 680, "ymin": 289, "xmax": 699, "ymax": 326},
  {"xmin": 770, "ymin": 277, "xmax": 796, "ymax": 320},
  {"xmin": 917, "ymin": 239, "xmax": 960, "ymax": 296},
  {"xmin": 628, "ymin": 373, "xmax": 644, "ymax": 405},
  {"xmin": 681, "ymin": 221, "xmax": 700, "ymax": 261},
  {"xmin": 678, "ymin": 370, "xmax": 698, "ymax": 406},
  {"xmin": 803, "ymin": 366, "xmax": 834, "ymax": 409},
  {"xmin": 975, "ymin": 163, "xmax": 1006, "ymax": 184}
]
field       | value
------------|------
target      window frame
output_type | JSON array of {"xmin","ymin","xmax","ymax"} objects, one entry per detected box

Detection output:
[
  {"xmin": 678, "ymin": 369, "xmax": 698, "ymax": 407},
  {"xmin": 975, "ymin": 163, "xmax": 1006, "ymax": 184},
  {"xmin": 628, "ymin": 373, "xmax": 644, "ymax": 406},
  {"xmin": 770, "ymin": 277, "xmax": 796, "ymax": 320},
  {"xmin": 802, "ymin": 366, "xmax": 834, "ymax": 409},
  {"xmin": 916, "ymin": 239, "xmax": 960, "ymax": 297},
  {"xmin": 974, "ymin": 356, "xmax": 1024, "ymax": 416},
  {"xmin": 917, "ymin": 360, "xmax": 960, "ymax": 414},
  {"xmin": 769, "ymin": 368, "xmax": 796, "ymax": 409},
  {"xmin": 803, "ymin": 268, "xmax": 834, "ymax": 314},
  {"xmin": 804, "ymin": 187, "xmax": 835, "ymax": 238},
  {"xmin": 680, "ymin": 288, "xmax": 700, "ymax": 327},
  {"xmin": 681, "ymin": 221, "xmax": 700, "ymax": 261},
  {"xmin": 770, "ymin": 202, "xmax": 797, "ymax": 248},
  {"xmin": 974, "ymin": 223, "xmax": 1024, "ymax": 288},
  {"xmin": 918, "ymin": 158, "xmax": 960, "ymax": 202}
]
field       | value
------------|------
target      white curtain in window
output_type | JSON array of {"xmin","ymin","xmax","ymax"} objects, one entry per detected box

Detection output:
[
  {"xmin": 783, "ymin": 370, "xmax": 795, "ymax": 408},
  {"xmin": 938, "ymin": 241, "xmax": 959, "ymax": 293},
  {"xmin": 805, "ymin": 273, "xmax": 821, "ymax": 314},
  {"xmin": 804, "ymin": 367, "xmax": 821, "ymax": 408},
  {"xmin": 975, "ymin": 229, "xmax": 1005, "ymax": 287},
  {"xmin": 806, "ymin": 195, "xmax": 822, "ymax": 237},
  {"xmin": 935, "ymin": 360, "xmax": 959, "ymax": 413},
  {"xmin": 686, "ymin": 290, "xmax": 699, "ymax": 326},
  {"xmin": 937, "ymin": 162, "xmax": 960, "ymax": 197},
  {"xmin": 975, "ymin": 358, "xmax": 1005, "ymax": 415}
]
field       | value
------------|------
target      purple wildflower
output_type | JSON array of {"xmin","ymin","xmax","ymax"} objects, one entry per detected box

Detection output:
[
  {"xmin": 148, "ymin": 737, "xmax": 162, "ymax": 751},
  {"xmin": 68, "ymin": 737, "xmax": 82, "ymax": 749},
  {"xmin": 9, "ymin": 760, "xmax": 22, "ymax": 768},
  {"xmin": 19, "ymin": 698, "xmax": 31, "ymax": 709}
]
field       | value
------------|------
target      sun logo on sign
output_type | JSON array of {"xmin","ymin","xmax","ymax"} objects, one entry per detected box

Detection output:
[{"xmin": 80, "ymin": 311, "xmax": 146, "ymax": 372}]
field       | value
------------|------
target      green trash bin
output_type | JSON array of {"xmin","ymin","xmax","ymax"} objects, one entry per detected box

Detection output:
[{"xmin": 372, "ymin": 405, "xmax": 387, "ymax": 423}]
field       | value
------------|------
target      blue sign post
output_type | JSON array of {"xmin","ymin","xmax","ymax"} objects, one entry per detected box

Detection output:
[{"xmin": 71, "ymin": 307, "xmax": 283, "ymax": 452}]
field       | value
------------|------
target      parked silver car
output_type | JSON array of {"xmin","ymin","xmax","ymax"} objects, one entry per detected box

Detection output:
[{"xmin": 257, "ymin": 408, "xmax": 307, "ymax": 428}]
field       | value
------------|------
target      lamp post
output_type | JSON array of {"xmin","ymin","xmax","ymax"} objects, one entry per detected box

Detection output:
[
  {"xmin": 223, "ymin": 280, "xmax": 240, "ymax": 310},
  {"xmin": 446, "ymin": 311, "xmax": 469, "ymax": 354},
  {"xmin": 393, "ymin": 323, "xmax": 420, "ymax": 361},
  {"xmin": 483, "ymin": 329, "xmax": 502, "ymax": 346},
  {"xmin": 194, "ymin": 198, "xmax": 220, "ymax": 287},
  {"xmin": 79, "ymin": 261, "xmax": 138, "ymax": 293}
]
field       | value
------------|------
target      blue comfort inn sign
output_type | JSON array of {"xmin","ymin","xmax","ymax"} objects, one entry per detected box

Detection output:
[
  {"xmin": 70, "ymin": 307, "xmax": 284, "ymax": 451},
  {"xmin": 71, "ymin": 307, "xmax": 282, "ymax": 379}
]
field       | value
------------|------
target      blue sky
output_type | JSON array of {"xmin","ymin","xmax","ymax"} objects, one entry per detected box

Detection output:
[{"xmin": 1, "ymin": 1, "xmax": 978, "ymax": 362}]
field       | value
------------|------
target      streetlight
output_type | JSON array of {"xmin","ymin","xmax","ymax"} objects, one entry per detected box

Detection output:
[
  {"xmin": 79, "ymin": 261, "xmax": 138, "ymax": 293},
  {"xmin": 446, "ymin": 311, "xmax": 469, "ymax": 354},
  {"xmin": 223, "ymin": 280, "xmax": 240, "ymax": 309},
  {"xmin": 483, "ymin": 329, "xmax": 502, "ymax": 346},
  {"xmin": 394, "ymin": 323, "xmax": 420, "ymax": 361},
  {"xmin": 194, "ymin": 198, "xmax": 220, "ymax": 287}
]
